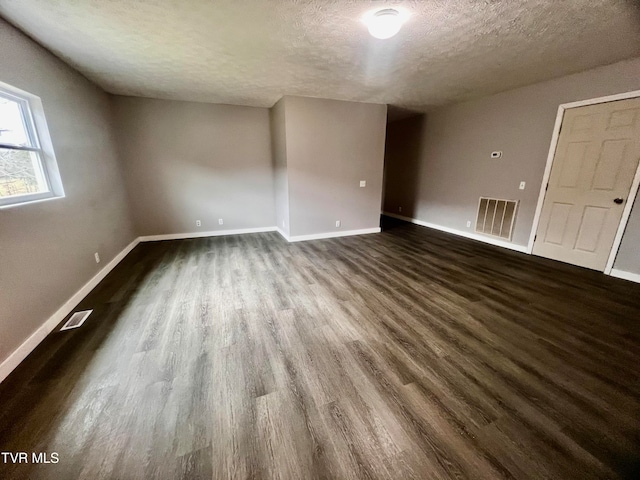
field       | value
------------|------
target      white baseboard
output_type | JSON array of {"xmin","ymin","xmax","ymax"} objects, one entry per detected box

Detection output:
[
  {"xmin": 383, "ymin": 213, "xmax": 640, "ymax": 281},
  {"xmin": 609, "ymin": 269, "xmax": 640, "ymax": 284},
  {"xmin": 0, "ymin": 238, "xmax": 140, "ymax": 384},
  {"xmin": 383, "ymin": 212, "xmax": 528, "ymax": 253},
  {"xmin": 139, "ymin": 226, "xmax": 380, "ymax": 244},
  {"xmin": 276, "ymin": 228, "xmax": 291, "ymax": 242},
  {"xmin": 287, "ymin": 228, "xmax": 381, "ymax": 243},
  {"xmin": 138, "ymin": 226, "xmax": 277, "ymax": 242}
]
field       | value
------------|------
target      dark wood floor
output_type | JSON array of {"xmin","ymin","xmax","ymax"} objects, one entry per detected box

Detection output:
[{"xmin": 1, "ymin": 217, "xmax": 639, "ymax": 479}]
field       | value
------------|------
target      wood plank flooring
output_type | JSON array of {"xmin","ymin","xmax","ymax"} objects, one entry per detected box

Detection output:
[{"xmin": 1, "ymin": 216, "xmax": 639, "ymax": 479}]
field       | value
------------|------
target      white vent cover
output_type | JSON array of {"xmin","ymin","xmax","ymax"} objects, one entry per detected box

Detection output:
[
  {"xmin": 60, "ymin": 310, "xmax": 93, "ymax": 331},
  {"xmin": 475, "ymin": 198, "xmax": 518, "ymax": 240}
]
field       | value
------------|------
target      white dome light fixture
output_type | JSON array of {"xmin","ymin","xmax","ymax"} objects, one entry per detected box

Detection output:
[{"xmin": 364, "ymin": 8, "xmax": 407, "ymax": 40}]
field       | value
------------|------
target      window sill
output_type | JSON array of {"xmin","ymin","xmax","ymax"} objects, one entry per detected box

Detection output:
[{"xmin": 0, "ymin": 193, "xmax": 65, "ymax": 210}]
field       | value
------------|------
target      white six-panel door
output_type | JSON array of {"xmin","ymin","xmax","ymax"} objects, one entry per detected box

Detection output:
[{"xmin": 533, "ymin": 97, "xmax": 640, "ymax": 271}]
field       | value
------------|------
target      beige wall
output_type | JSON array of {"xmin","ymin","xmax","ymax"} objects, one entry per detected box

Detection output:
[
  {"xmin": 112, "ymin": 97, "xmax": 275, "ymax": 236},
  {"xmin": 0, "ymin": 19, "xmax": 135, "ymax": 365},
  {"xmin": 281, "ymin": 96, "xmax": 387, "ymax": 237},
  {"xmin": 270, "ymin": 98, "xmax": 290, "ymax": 236},
  {"xmin": 383, "ymin": 57, "xmax": 640, "ymax": 274}
]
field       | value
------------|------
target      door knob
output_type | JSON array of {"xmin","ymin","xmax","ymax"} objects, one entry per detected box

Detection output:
[{"xmin": 614, "ymin": 198, "xmax": 624, "ymax": 204}]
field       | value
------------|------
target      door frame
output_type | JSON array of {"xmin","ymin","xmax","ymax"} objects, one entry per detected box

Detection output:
[{"xmin": 527, "ymin": 89, "xmax": 640, "ymax": 274}]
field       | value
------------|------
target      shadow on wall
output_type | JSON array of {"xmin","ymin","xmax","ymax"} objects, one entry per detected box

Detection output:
[{"xmin": 382, "ymin": 114, "xmax": 426, "ymax": 219}]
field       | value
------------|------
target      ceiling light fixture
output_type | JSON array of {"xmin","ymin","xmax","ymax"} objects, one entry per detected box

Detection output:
[{"xmin": 364, "ymin": 8, "xmax": 406, "ymax": 40}]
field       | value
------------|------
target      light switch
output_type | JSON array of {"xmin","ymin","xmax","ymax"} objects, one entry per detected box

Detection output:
[
  {"xmin": 519, "ymin": 181, "xmax": 526, "ymax": 190},
  {"xmin": 360, "ymin": 180, "xmax": 366, "ymax": 187}
]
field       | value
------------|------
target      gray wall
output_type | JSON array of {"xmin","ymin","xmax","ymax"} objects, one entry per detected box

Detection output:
[
  {"xmin": 270, "ymin": 98, "xmax": 290, "ymax": 236},
  {"xmin": 615, "ymin": 190, "xmax": 640, "ymax": 274},
  {"xmin": 383, "ymin": 56, "xmax": 640, "ymax": 273},
  {"xmin": 112, "ymin": 97, "xmax": 275, "ymax": 236},
  {"xmin": 282, "ymin": 96, "xmax": 387, "ymax": 237},
  {"xmin": 0, "ymin": 19, "xmax": 135, "ymax": 365},
  {"xmin": 383, "ymin": 116, "xmax": 426, "ymax": 220}
]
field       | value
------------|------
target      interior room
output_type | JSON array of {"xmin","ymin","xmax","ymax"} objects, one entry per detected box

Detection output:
[{"xmin": 0, "ymin": 1, "xmax": 639, "ymax": 479}]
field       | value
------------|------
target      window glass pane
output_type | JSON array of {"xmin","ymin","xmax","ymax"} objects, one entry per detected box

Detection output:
[
  {"xmin": 0, "ymin": 96, "xmax": 31, "ymax": 147},
  {"xmin": 0, "ymin": 148, "xmax": 48, "ymax": 199}
]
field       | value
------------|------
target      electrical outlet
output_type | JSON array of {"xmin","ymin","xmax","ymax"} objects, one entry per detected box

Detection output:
[
  {"xmin": 218, "ymin": 219, "xmax": 224, "ymax": 225},
  {"xmin": 360, "ymin": 180, "xmax": 366, "ymax": 187},
  {"xmin": 94, "ymin": 252, "xmax": 100, "ymax": 264},
  {"xmin": 519, "ymin": 181, "xmax": 526, "ymax": 190},
  {"xmin": 466, "ymin": 221, "xmax": 471, "ymax": 228},
  {"xmin": 398, "ymin": 206, "xmax": 402, "ymax": 213},
  {"xmin": 335, "ymin": 220, "xmax": 341, "ymax": 228},
  {"xmin": 196, "ymin": 220, "xmax": 201, "ymax": 227}
]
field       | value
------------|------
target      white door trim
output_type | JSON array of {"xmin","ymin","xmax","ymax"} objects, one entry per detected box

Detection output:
[
  {"xmin": 605, "ymin": 164, "xmax": 640, "ymax": 274},
  {"xmin": 527, "ymin": 89, "xmax": 640, "ymax": 275}
]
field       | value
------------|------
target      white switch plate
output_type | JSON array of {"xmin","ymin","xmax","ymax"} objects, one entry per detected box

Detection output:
[
  {"xmin": 519, "ymin": 181, "xmax": 526, "ymax": 190},
  {"xmin": 335, "ymin": 220, "xmax": 341, "ymax": 228},
  {"xmin": 360, "ymin": 180, "xmax": 366, "ymax": 187},
  {"xmin": 218, "ymin": 219, "xmax": 223, "ymax": 225},
  {"xmin": 94, "ymin": 252, "xmax": 100, "ymax": 263},
  {"xmin": 466, "ymin": 221, "xmax": 471, "ymax": 228},
  {"xmin": 398, "ymin": 206, "xmax": 402, "ymax": 212},
  {"xmin": 196, "ymin": 220, "xmax": 201, "ymax": 227}
]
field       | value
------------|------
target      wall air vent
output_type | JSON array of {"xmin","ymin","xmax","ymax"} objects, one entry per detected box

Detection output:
[
  {"xmin": 60, "ymin": 310, "xmax": 93, "ymax": 331},
  {"xmin": 475, "ymin": 197, "xmax": 518, "ymax": 241}
]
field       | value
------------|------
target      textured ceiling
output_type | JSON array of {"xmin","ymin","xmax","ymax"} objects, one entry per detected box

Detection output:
[{"xmin": 1, "ymin": 0, "xmax": 640, "ymax": 113}]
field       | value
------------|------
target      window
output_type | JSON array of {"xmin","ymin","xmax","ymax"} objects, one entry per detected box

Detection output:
[{"xmin": 0, "ymin": 82, "xmax": 63, "ymax": 207}]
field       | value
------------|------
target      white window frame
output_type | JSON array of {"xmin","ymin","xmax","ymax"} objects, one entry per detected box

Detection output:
[{"xmin": 0, "ymin": 81, "xmax": 64, "ymax": 208}]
